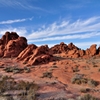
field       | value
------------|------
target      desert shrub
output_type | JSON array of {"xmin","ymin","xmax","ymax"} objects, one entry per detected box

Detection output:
[
  {"xmin": 24, "ymin": 67, "xmax": 31, "ymax": 73},
  {"xmin": 88, "ymin": 79, "xmax": 98, "ymax": 87},
  {"xmin": 0, "ymin": 75, "xmax": 38, "ymax": 100},
  {"xmin": 52, "ymin": 65, "xmax": 58, "ymax": 68},
  {"xmin": 72, "ymin": 66, "xmax": 80, "ymax": 72},
  {"xmin": 3, "ymin": 67, "xmax": 13, "ymax": 72},
  {"xmin": 26, "ymin": 89, "xmax": 36, "ymax": 100},
  {"xmin": 6, "ymin": 96, "xmax": 14, "ymax": 100},
  {"xmin": 78, "ymin": 94, "xmax": 98, "ymax": 100},
  {"xmin": 71, "ymin": 74, "xmax": 98, "ymax": 87},
  {"xmin": 71, "ymin": 74, "xmax": 84, "ymax": 84},
  {"xmin": 81, "ymin": 78, "xmax": 88, "ymax": 84},
  {"xmin": 75, "ymin": 79, "xmax": 81, "ymax": 84},
  {"xmin": 80, "ymin": 88, "xmax": 90, "ymax": 93},
  {"xmin": 41, "ymin": 71, "xmax": 53, "ymax": 78},
  {"xmin": 3, "ymin": 67, "xmax": 24, "ymax": 74},
  {"xmin": 0, "ymin": 76, "xmax": 15, "ymax": 92}
]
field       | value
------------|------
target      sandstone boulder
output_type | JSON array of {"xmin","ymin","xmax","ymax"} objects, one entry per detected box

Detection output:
[
  {"xmin": 0, "ymin": 31, "xmax": 27, "ymax": 57},
  {"xmin": 89, "ymin": 44, "xmax": 97, "ymax": 56},
  {"xmin": 67, "ymin": 42, "xmax": 79, "ymax": 50},
  {"xmin": 30, "ymin": 54, "xmax": 55, "ymax": 65},
  {"xmin": 78, "ymin": 50, "xmax": 85, "ymax": 57},
  {"xmin": 50, "ymin": 42, "xmax": 68, "ymax": 54},
  {"xmin": 85, "ymin": 44, "xmax": 97, "ymax": 56},
  {"xmin": 4, "ymin": 37, "xmax": 27, "ymax": 57},
  {"xmin": 1, "ymin": 31, "xmax": 19, "ymax": 45},
  {"xmin": 17, "ymin": 45, "xmax": 56, "ymax": 65},
  {"xmin": 17, "ymin": 44, "xmax": 37, "ymax": 60}
]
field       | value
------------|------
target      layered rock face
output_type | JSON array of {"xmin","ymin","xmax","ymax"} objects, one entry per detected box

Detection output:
[
  {"xmin": 0, "ymin": 32, "xmax": 27, "ymax": 57},
  {"xmin": 17, "ymin": 45, "xmax": 56, "ymax": 65}
]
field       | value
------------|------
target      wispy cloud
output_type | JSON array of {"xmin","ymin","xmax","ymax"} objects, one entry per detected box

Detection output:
[
  {"xmin": 27, "ymin": 16, "xmax": 100, "ymax": 40},
  {"xmin": 0, "ymin": 16, "xmax": 100, "ymax": 49},
  {"xmin": 0, "ymin": 0, "xmax": 47, "ymax": 12},
  {"xmin": 0, "ymin": 27, "xmax": 27, "ymax": 36},
  {"xmin": 0, "ymin": 17, "xmax": 33, "ymax": 24},
  {"xmin": 28, "ymin": 32, "xmax": 100, "ymax": 43}
]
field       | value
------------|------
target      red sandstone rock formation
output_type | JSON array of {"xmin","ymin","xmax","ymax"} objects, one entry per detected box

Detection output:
[
  {"xmin": 67, "ymin": 42, "xmax": 79, "ymax": 50},
  {"xmin": 17, "ymin": 44, "xmax": 37, "ymax": 61},
  {"xmin": 17, "ymin": 45, "xmax": 56, "ymax": 65},
  {"xmin": 0, "ymin": 31, "xmax": 100, "ymax": 65},
  {"xmin": 50, "ymin": 42, "xmax": 98, "ymax": 58},
  {"xmin": 50, "ymin": 42, "xmax": 69, "ymax": 54},
  {"xmin": 0, "ymin": 31, "xmax": 27, "ymax": 57}
]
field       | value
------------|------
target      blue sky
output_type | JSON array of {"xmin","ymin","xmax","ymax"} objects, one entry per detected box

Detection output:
[{"xmin": 0, "ymin": 0, "xmax": 100, "ymax": 49}]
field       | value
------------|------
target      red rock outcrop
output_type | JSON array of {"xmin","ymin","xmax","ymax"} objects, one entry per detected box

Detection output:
[
  {"xmin": 0, "ymin": 31, "xmax": 100, "ymax": 65},
  {"xmin": 78, "ymin": 50, "xmax": 85, "ymax": 57},
  {"xmin": 0, "ymin": 31, "xmax": 27, "ymax": 57},
  {"xmin": 67, "ymin": 42, "xmax": 79, "ymax": 50},
  {"xmin": 50, "ymin": 42, "xmax": 98, "ymax": 58},
  {"xmin": 85, "ymin": 44, "xmax": 97, "ymax": 57},
  {"xmin": 50, "ymin": 42, "xmax": 69, "ymax": 54},
  {"xmin": 17, "ymin": 45, "xmax": 56, "ymax": 65},
  {"xmin": 17, "ymin": 44, "xmax": 37, "ymax": 61}
]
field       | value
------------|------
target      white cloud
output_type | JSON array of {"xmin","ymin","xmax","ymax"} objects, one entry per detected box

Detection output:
[
  {"xmin": 28, "ymin": 32, "xmax": 100, "ymax": 42},
  {"xmin": 27, "ymin": 16, "xmax": 100, "ymax": 40},
  {"xmin": 0, "ymin": 27, "xmax": 27, "ymax": 36},
  {"xmin": 0, "ymin": 17, "xmax": 33, "ymax": 24},
  {"xmin": 0, "ymin": 0, "xmax": 47, "ymax": 12},
  {"xmin": 0, "ymin": 16, "xmax": 100, "ymax": 50}
]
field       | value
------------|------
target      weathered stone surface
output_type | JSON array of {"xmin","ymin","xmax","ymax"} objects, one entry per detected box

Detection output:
[
  {"xmin": 17, "ymin": 45, "xmax": 56, "ymax": 65},
  {"xmin": 17, "ymin": 44, "xmax": 37, "ymax": 60},
  {"xmin": 50, "ymin": 42, "xmax": 68, "ymax": 54},
  {"xmin": 0, "ymin": 31, "xmax": 27, "ymax": 57},
  {"xmin": 50, "ymin": 42, "xmax": 98, "ymax": 58},
  {"xmin": 89, "ymin": 44, "xmax": 97, "ymax": 56},
  {"xmin": 78, "ymin": 50, "xmax": 85, "ymax": 57},
  {"xmin": 67, "ymin": 42, "xmax": 79, "ymax": 50}
]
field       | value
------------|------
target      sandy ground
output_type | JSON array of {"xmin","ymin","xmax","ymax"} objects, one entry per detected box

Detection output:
[{"xmin": 0, "ymin": 55, "xmax": 100, "ymax": 99}]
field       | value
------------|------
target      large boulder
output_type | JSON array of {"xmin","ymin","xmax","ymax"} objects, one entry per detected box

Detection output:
[
  {"xmin": 67, "ymin": 42, "xmax": 79, "ymax": 50},
  {"xmin": 30, "ymin": 54, "xmax": 55, "ymax": 65},
  {"xmin": 1, "ymin": 31, "xmax": 19, "ymax": 45},
  {"xmin": 17, "ymin": 45, "xmax": 56, "ymax": 65},
  {"xmin": 50, "ymin": 42, "xmax": 68, "ymax": 54},
  {"xmin": 89, "ymin": 44, "xmax": 97, "ymax": 56},
  {"xmin": 17, "ymin": 44, "xmax": 37, "ymax": 60},
  {"xmin": 78, "ymin": 50, "xmax": 85, "ymax": 57},
  {"xmin": 85, "ymin": 44, "xmax": 97, "ymax": 56},
  {"xmin": 0, "ymin": 31, "xmax": 27, "ymax": 57},
  {"xmin": 4, "ymin": 37, "xmax": 27, "ymax": 57}
]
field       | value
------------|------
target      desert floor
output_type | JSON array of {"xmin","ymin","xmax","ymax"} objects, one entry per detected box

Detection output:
[{"xmin": 0, "ymin": 55, "xmax": 100, "ymax": 100}]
